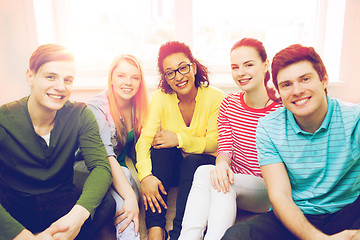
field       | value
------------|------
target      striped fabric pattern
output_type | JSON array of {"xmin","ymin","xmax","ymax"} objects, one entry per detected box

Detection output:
[
  {"xmin": 256, "ymin": 97, "xmax": 360, "ymax": 214},
  {"xmin": 217, "ymin": 92, "xmax": 280, "ymax": 177}
]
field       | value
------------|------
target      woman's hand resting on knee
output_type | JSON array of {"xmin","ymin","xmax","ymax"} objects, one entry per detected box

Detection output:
[
  {"xmin": 140, "ymin": 175, "xmax": 167, "ymax": 213},
  {"xmin": 210, "ymin": 154, "xmax": 234, "ymax": 193}
]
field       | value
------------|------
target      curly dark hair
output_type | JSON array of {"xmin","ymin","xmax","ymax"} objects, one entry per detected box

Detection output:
[{"xmin": 157, "ymin": 41, "xmax": 209, "ymax": 94}]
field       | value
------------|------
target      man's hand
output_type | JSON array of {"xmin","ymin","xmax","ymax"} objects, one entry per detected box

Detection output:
[
  {"xmin": 326, "ymin": 230, "xmax": 360, "ymax": 240},
  {"xmin": 51, "ymin": 205, "xmax": 89, "ymax": 240},
  {"xmin": 14, "ymin": 225, "xmax": 69, "ymax": 240},
  {"xmin": 152, "ymin": 130, "xmax": 179, "ymax": 149},
  {"xmin": 140, "ymin": 175, "xmax": 167, "ymax": 213},
  {"xmin": 114, "ymin": 196, "xmax": 140, "ymax": 236}
]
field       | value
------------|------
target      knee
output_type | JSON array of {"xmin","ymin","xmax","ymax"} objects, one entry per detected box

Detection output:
[
  {"xmin": 151, "ymin": 147, "xmax": 178, "ymax": 158},
  {"xmin": 222, "ymin": 222, "xmax": 250, "ymax": 240},
  {"xmin": 181, "ymin": 154, "xmax": 203, "ymax": 172},
  {"xmin": 180, "ymin": 155, "xmax": 214, "ymax": 180},
  {"xmin": 94, "ymin": 191, "xmax": 116, "ymax": 220},
  {"xmin": 193, "ymin": 165, "xmax": 214, "ymax": 183},
  {"xmin": 103, "ymin": 191, "xmax": 116, "ymax": 213}
]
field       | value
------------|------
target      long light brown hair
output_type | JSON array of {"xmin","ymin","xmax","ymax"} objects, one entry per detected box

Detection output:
[{"xmin": 107, "ymin": 54, "xmax": 148, "ymax": 148}]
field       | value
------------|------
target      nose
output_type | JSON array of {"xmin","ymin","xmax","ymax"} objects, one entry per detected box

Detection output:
[
  {"xmin": 174, "ymin": 70, "xmax": 183, "ymax": 81},
  {"xmin": 54, "ymin": 79, "xmax": 66, "ymax": 91},
  {"xmin": 124, "ymin": 76, "xmax": 132, "ymax": 85},
  {"xmin": 291, "ymin": 82, "xmax": 305, "ymax": 96},
  {"xmin": 237, "ymin": 66, "xmax": 246, "ymax": 77}
]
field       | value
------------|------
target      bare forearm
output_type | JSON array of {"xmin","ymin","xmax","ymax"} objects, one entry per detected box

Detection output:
[
  {"xmin": 108, "ymin": 156, "xmax": 137, "ymax": 201},
  {"xmin": 261, "ymin": 163, "xmax": 329, "ymax": 240},
  {"xmin": 13, "ymin": 229, "xmax": 35, "ymax": 240},
  {"xmin": 272, "ymin": 196, "xmax": 327, "ymax": 240},
  {"xmin": 216, "ymin": 152, "xmax": 232, "ymax": 166}
]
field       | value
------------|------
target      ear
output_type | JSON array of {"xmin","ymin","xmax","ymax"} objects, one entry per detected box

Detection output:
[
  {"xmin": 322, "ymin": 74, "xmax": 329, "ymax": 89},
  {"xmin": 264, "ymin": 59, "xmax": 270, "ymax": 73},
  {"xmin": 192, "ymin": 62, "xmax": 197, "ymax": 76},
  {"xmin": 26, "ymin": 69, "xmax": 34, "ymax": 86}
]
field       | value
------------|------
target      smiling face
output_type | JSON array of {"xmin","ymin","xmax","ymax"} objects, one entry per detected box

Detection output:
[
  {"xmin": 230, "ymin": 46, "xmax": 268, "ymax": 93},
  {"xmin": 111, "ymin": 60, "xmax": 141, "ymax": 103},
  {"xmin": 27, "ymin": 61, "xmax": 75, "ymax": 113},
  {"xmin": 277, "ymin": 60, "xmax": 328, "ymax": 128},
  {"xmin": 162, "ymin": 52, "xmax": 197, "ymax": 98}
]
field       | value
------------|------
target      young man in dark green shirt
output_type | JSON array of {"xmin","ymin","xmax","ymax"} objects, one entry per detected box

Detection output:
[{"xmin": 0, "ymin": 44, "xmax": 113, "ymax": 240}]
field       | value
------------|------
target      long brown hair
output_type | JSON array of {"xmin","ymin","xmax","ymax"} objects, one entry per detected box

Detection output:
[{"xmin": 107, "ymin": 54, "xmax": 148, "ymax": 148}]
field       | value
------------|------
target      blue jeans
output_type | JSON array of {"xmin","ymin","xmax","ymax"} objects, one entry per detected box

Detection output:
[
  {"xmin": 2, "ymin": 184, "xmax": 115, "ymax": 240},
  {"xmin": 222, "ymin": 194, "xmax": 360, "ymax": 240}
]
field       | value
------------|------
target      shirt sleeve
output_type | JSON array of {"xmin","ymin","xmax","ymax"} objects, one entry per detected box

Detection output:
[
  {"xmin": 0, "ymin": 204, "xmax": 25, "ymax": 240},
  {"xmin": 0, "ymin": 120, "xmax": 25, "ymax": 239},
  {"xmin": 216, "ymin": 96, "xmax": 233, "ymax": 158},
  {"xmin": 87, "ymin": 102, "xmax": 116, "ymax": 157},
  {"xmin": 177, "ymin": 89, "xmax": 224, "ymax": 154},
  {"xmin": 76, "ymin": 107, "xmax": 113, "ymax": 218},
  {"xmin": 256, "ymin": 118, "xmax": 283, "ymax": 166},
  {"xmin": 135, "ymin": 93, "xmax": 162, "ymax": 181},
  {"xmin": 355, "ymin": 107, "xmax": 360, "ymax": 147}
]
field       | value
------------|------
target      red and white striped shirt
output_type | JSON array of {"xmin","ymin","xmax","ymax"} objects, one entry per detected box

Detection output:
[{"xmin": 217, "ymin": 92, "xmax": 280, "ymax": 177}]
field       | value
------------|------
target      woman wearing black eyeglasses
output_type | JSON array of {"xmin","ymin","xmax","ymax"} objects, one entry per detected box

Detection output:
[{"xmin": 136, "ymin": 41, "xmax": 224, "ymax": 240}]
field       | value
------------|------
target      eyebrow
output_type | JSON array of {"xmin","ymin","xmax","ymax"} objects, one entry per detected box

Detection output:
[
  {"xmin": 244, "ymin": 60, "xmax": 255, "ymax": 64},
  {"xmin": 278, "ymin": 80, "xmax": 290, "ymax": 85},
  {"xmin": 278, "ymin": 72, "xmax": 314, "ymax": 85},
  {"xmin": 299, "ymin": 73, "xmax": 313, "ymax": 79},
  {"xmin": 231, "ymin": 60, "xmax": 255, "ymax": 66},
  {"xmin": 165, "ymin": 61, "xmax": 188, "ymax": 71},
  {"xmin": 117, "ymin": 71, "xmax": 140, "ymax": 76},
  {"xmin": 43, "ymin": 72, "xmax": 75, "ymax": 80},
  {"xmin": 43, "ymin": 72, "xmax": 58, "ymax": 76}
]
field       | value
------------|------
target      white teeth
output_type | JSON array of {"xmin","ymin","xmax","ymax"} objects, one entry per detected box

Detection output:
[
  {"xmin": 295, "ymin": 99, "xmax": 307, "ymax": 105},
  {"xmin": 48, "ymin": 94, "xmax": 62, "ymax": 99},
  {"xmin": 239, "ymin": 78, "xmax": 250, "ymax": 83},
  {"xmin": 122, "ymin": 88, "xmax": 133, "ymax": 93},
  {"xmin": 177, "ymin": 82, "xmax": 187, "ymax": 87}
]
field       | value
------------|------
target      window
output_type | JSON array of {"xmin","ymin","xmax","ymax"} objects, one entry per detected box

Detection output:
[{"xmin": 33, "ymin": 0, "xmax": 344, "ymax": 89}]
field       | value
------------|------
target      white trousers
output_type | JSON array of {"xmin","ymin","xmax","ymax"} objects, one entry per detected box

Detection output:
[
  {"xmin": 179, "ymin": 165, "xmax": 270, "ymax": 240},
  {"xmin": 110, "ymin": 166, "xmax": 140, "ymax": 240}
]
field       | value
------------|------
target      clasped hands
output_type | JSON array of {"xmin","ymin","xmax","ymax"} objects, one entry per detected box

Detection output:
[{"xmin": 152, "ymin": 129, "xmax": 179, "ymax": 149}]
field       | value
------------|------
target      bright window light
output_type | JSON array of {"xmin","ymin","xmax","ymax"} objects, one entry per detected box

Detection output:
[{"xmin": 33, "ymin": 0, "xmax": 343, "ymax": 88}]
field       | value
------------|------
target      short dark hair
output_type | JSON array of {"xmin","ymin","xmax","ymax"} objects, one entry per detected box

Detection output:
[
  {"xmin": 29, "ymin": 44, "xmax": 74, "ymax": 73},
  {"xmin": 157, "ymin": 41, "xmax": 209, "ymax": 94},
  {"xmin": 271, "ymin": 44, "xmax": 328, "ymax": 93}
]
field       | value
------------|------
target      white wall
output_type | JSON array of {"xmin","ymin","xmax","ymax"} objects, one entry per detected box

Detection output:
[
  {"xmin": 0, "ymin": 0, "xmax": 38, "ymax": 104},
  {"xmin": 331, "ymin": 0, "xmax": 360, "ymax": 103},
  {"xmin": 0, "ymin": 0, "xmax": 359, "ymax": 105}
]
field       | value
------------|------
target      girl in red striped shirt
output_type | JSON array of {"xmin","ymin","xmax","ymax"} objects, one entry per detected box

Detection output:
[{"xmin": 179, "ymin": 38, "xmax": 281, "ymax": 240}]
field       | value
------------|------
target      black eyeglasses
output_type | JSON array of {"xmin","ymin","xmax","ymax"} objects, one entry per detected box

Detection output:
[{"xmin": 164, "ymin": 63, "xmax": 193, "ymax": 80}]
